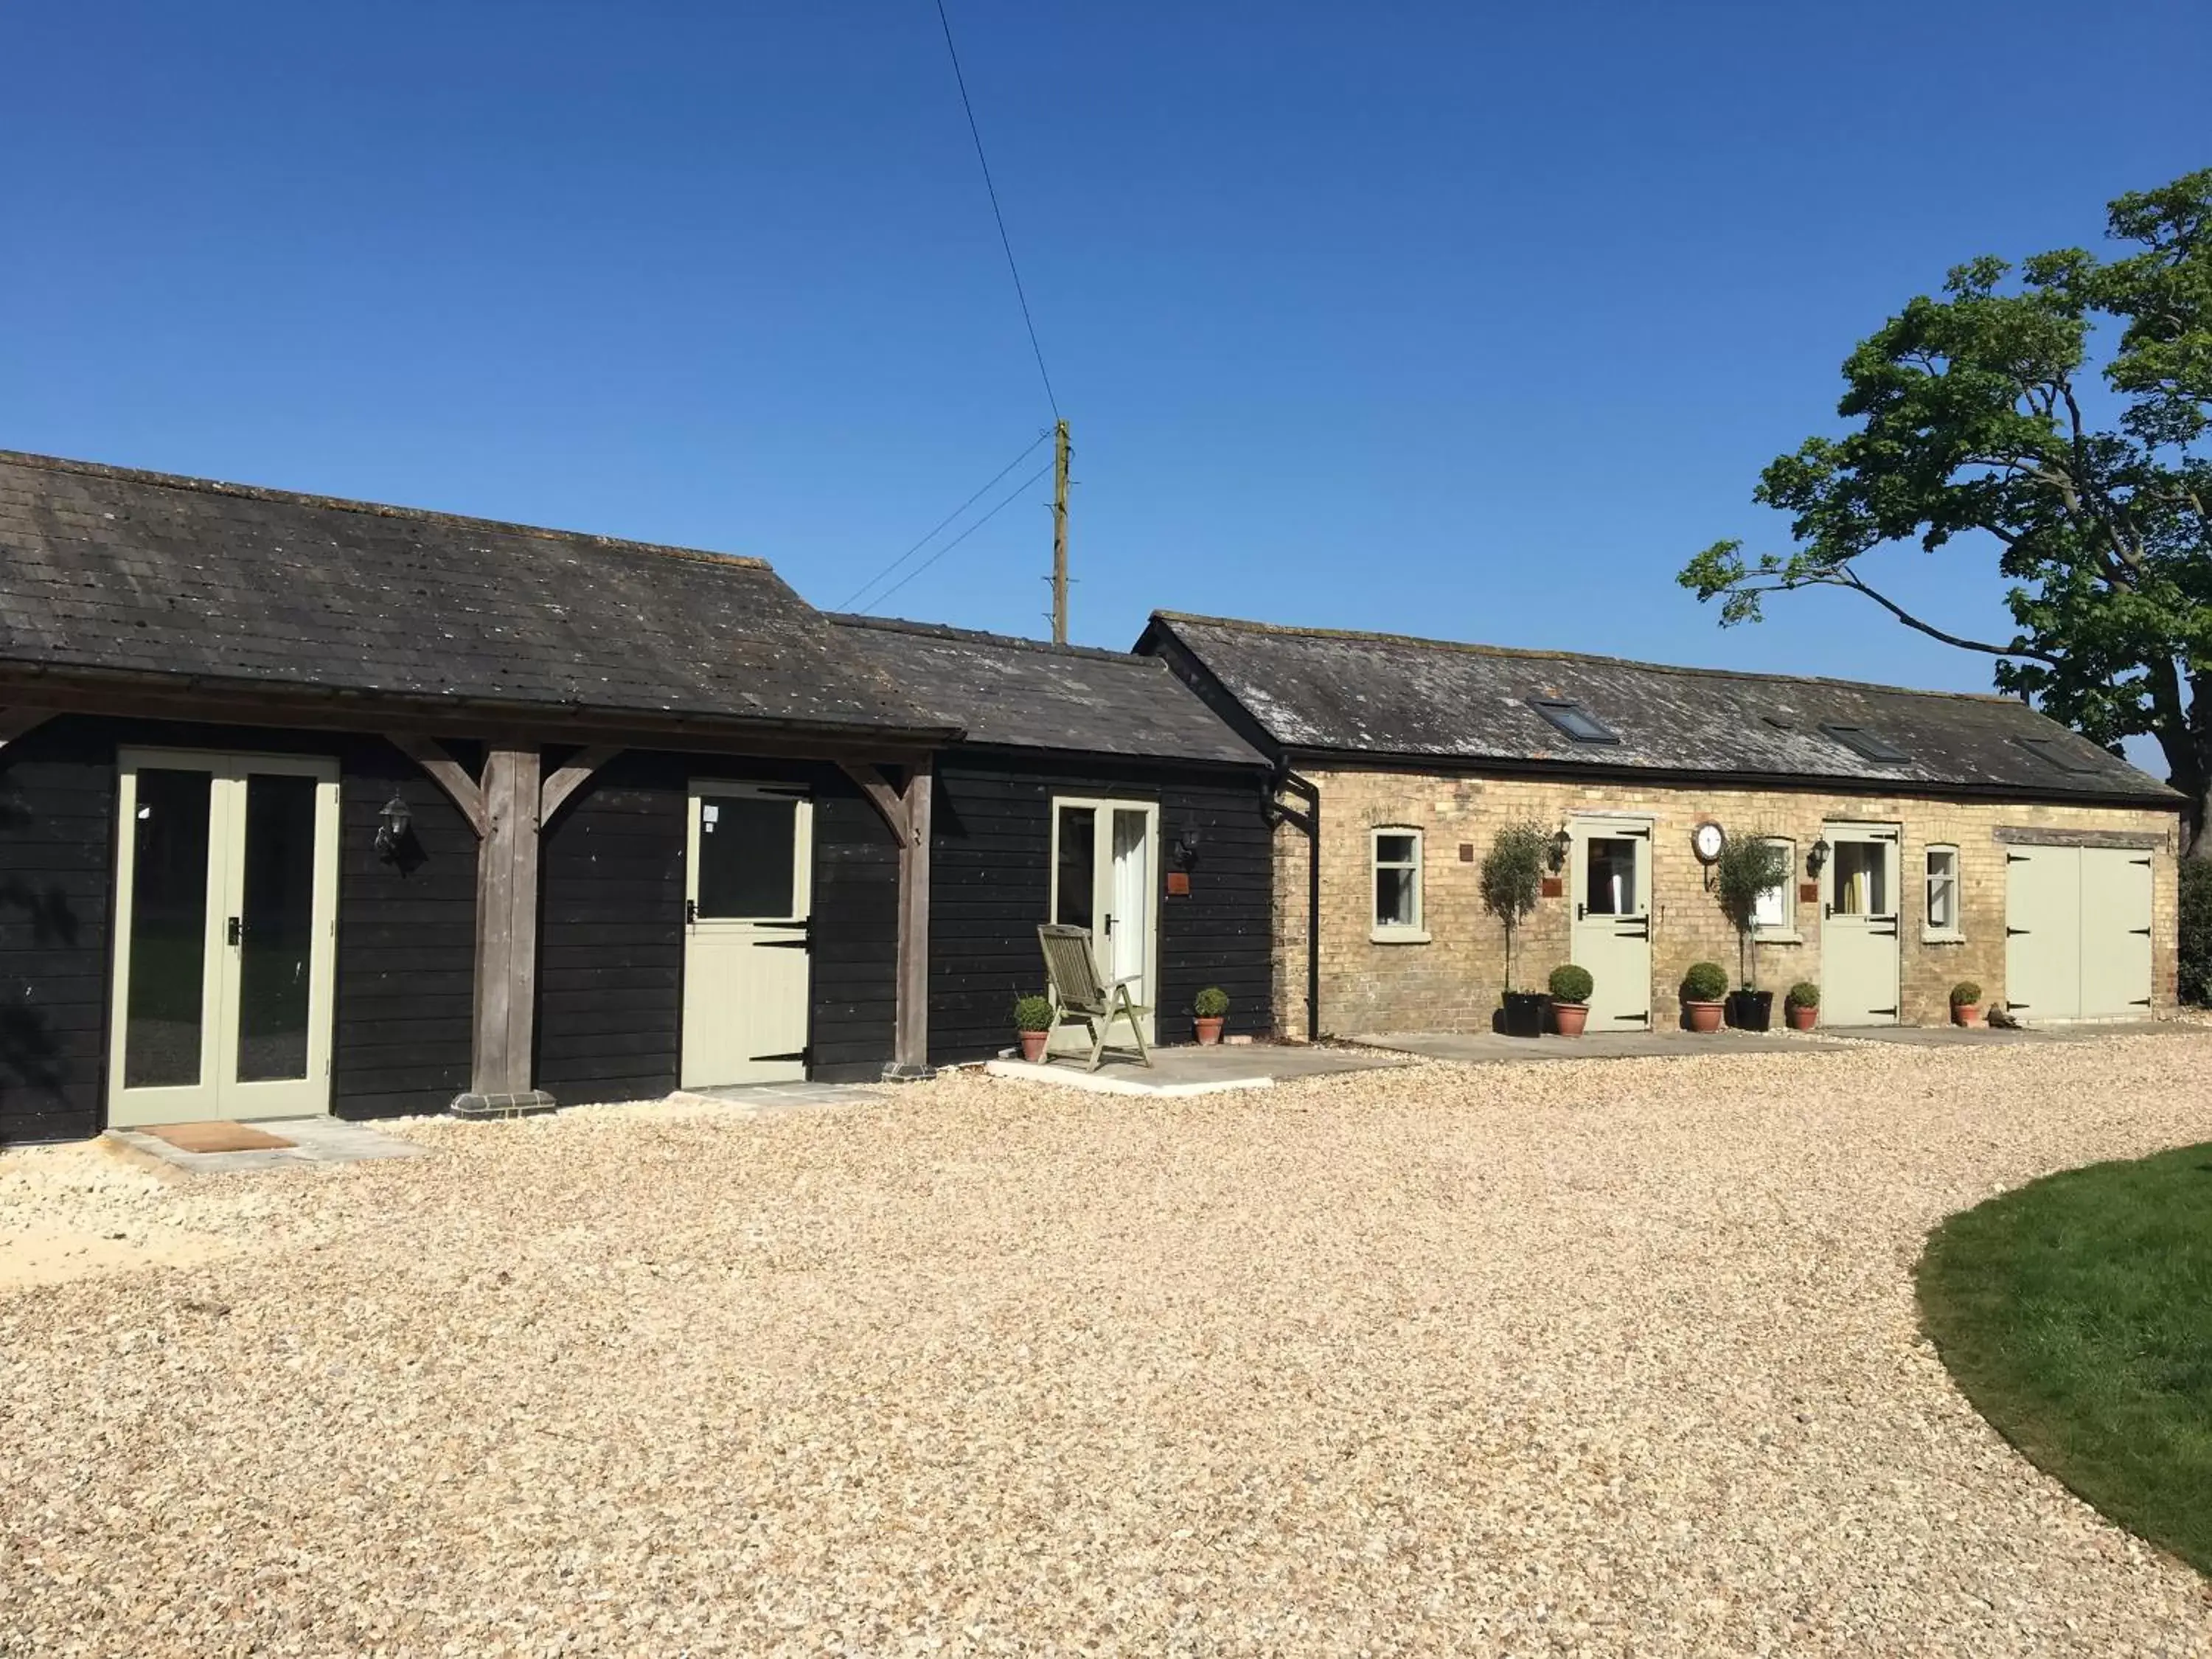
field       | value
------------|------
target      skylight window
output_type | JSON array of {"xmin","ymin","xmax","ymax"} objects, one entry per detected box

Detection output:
[
  {"xmin": 1820, "ymin": 723, "xmax": 1910, "ymax": 763},
  {"xmin": 2014, "ymin": 736, "xmax": 2103, "ymax": 775},
  {"xmin": 1531, "ymin": 700, "xmax": 1620, "ymax": 745}
]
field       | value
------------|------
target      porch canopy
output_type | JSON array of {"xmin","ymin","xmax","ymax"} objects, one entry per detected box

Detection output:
[{"xmin": 0, "ymin": 450, "xmax": 961, "ymax": 1104}]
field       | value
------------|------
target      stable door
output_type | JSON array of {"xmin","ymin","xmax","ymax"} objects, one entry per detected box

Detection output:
[
  {"xmin": 1050, "ymin": 798, "xmax": 1159, "ymax": 1044},
  {"xmin": 107, "ymin": 751, "xmax": 340, "ymax": 1127},
  {"xmin": 681, "ymin": 785, "xmax": 813, "ymax": 1087},
  {"xmin": 1568, "ymin": 818, "xmax": 1652, "ymax": 1029},
  {"xmin": 1820, "ymin": 822, "xmax": 1901, "ymax": 1025}
]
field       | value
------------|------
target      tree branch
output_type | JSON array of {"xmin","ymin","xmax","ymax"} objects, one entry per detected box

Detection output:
[{"xmin": 1828, "ymin": 569, "xmax": 2061, "ymax": 661}]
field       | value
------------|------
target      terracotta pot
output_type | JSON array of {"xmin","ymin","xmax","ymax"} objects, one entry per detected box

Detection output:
[
  {"xmin": 1684, "ymin": 1000, "xmax": 1725, "ymax": 1033},
  {"xmin": 1018, "ymin": 1029, "xmax": 1050, "ymax": 1062},
  {"xmin": 1786, "ymin": 1003, "xmax": 1818, "ymax": 1031},
  {"xmin": 1194, "ymin": 1016, "xmax": 1225, "ymax": 1046},
  {"xmin": 1952, "ymin": 1004, "xmax": 1980, "ymax": 1027},
  {"xmin": 1552, "ymin": 1001, "xmax": 1589, "ymax": 1037}
]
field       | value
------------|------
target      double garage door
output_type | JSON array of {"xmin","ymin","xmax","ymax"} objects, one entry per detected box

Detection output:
[{"xmin": 2004, "ymin": 844, "xmax": 2153, "ymax": 1022}]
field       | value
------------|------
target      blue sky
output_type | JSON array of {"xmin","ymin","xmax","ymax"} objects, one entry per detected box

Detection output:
[{"xmin": 5, "ymin": 1, "xmax": 2208, "ymax": 754}]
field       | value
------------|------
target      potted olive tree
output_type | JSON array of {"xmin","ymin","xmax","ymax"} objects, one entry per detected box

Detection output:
[
  {"xmin": 1013, "ymin": 993, "xmax": 1054, "ymax": 1062},
  {"xmin": 1784, "ymin": 981, "xmax": 1819, "ymax": 1031},
  {"xmin": 1680, "ymin": 961, "xmax": 1729, "ymax": 1032},
  {"xmin": 1481, "ymin": 822, "xmax": 1550, "ymax": 1038},
  {"xmin": 1711, "ymin": 831, "xmax": 1793, "ymax": 1032},
  {"xmin": 1548, "ymin": 964, "xmax": 1593, "ymax": 1035},
  {"xmin": 1193, "ymin": 986, "xmax": 1229, "ymax": 1044},
  {"xmin": 1950, "ymin": 981, "xmax": 1983, "ymax": 1027}
]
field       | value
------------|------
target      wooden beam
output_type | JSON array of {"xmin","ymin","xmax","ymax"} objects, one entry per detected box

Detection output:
[
  {"xmin": 839, "ymin": 761, "xmax": 910, "ymax": 844},
  {"xmin": 891, "ymin": 758, "xmax": 933, "ymax": 1079},
  {"xmin": 386, "ymin": 733, "xmax": 489, "ymax": 837},
  {"xmin": 540, "ymin": 745, "xmax": 622, "ymax": 827},
  {"xmin": 0, "ymin": 708, "xmax": 56, "ymax": 754},
  {"xmin": 469, "ymin": 745, "xmax": 545, "ymax": 1104}
]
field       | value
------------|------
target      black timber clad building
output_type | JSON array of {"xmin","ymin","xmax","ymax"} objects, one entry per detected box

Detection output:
[
  {"xmin": 830, "ymin": 616, "xmax": 1275, "ymax": 1062},
  {"xmin": 0, "ymin": 451, "xmax": 959, "ymax": 1143}
]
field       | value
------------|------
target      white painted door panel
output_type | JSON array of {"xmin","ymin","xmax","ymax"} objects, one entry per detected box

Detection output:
[
  {"xmin": 1820, "ymin": 824, "xmax": 1901, "ymax": 1026},
  {"xmin": 1568, "ymin": 819, "xmax": 1652, "ymax": 1029},
  {"xmin": 681, "ymin": 785, "xmax": 812, "ymax": 1088}
]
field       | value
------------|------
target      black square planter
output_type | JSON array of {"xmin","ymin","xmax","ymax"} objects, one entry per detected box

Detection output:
[
  {"xmin": 1501, "ymin": 992, "xmax": 1550, "ymax": 1039},
  {"xmin": 1725, "ymin": 989, "xmax": 1774, "ymax": 1032}
]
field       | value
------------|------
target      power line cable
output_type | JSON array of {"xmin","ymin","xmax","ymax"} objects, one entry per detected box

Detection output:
[
  {"xmin": 838, "ymin": 431, "xmax": 1050, "ymax": 611},
  {"xmin": 866, "ymin": 460, "xmax": 1054, "ymax": 611},
  {"xmin": 932, "ymin": 0, "xmax": 1060, "ymax": 420}
]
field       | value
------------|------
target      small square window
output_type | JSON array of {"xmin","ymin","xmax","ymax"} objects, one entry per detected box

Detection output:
[
  {"xmin": 1926, "ymin": 845, "xmax": 1961, "ymax": 936},
  {"xmin": 1531, "ymin": 700, "xmax": 1620, "ymax": 745},
  {"xmin": 1373, "ymin": 829, "xmax": 1424, "ymax": 935},
  {"xmin": 1822, "ymin": 724, "xmax": 1911, "ymax": 763}
]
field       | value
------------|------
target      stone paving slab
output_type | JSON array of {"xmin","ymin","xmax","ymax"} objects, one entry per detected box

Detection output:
[
  {"xmin": 105, "ymin": 1116, "xmax": 425, "ymax": 1175},
  {"xmin": 986, "ymin": 1042, "xmax": 1407, "ymax": 1096},
  {"xmin": 1357, "ymin": 1027, "xmax": 1853, "ymax": 1065}
]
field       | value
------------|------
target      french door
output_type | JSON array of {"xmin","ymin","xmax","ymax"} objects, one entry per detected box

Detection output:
[
  {"xmin": 1820, "ymin": 821, "xmax": 1901, "ymax": 1026},
  {"xmin": 107, "ymin": 751, "xmax": 340, "ymax": 1127},
  {"xmin": 1567, "ymin": 816, "xmax": 1652, "ymax": 1029},
  {"xmin": 681, "ymin": 783, "xmax": 813, "ymax": 1087},
  {"xmin": 1050, "ymin": 798, "xmax": 1159, "ymax": 1041}
]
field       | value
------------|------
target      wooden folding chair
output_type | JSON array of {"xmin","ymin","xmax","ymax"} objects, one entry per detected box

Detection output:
[{"xmin": 1037, "ymin": 923, "xmax": 1152, "ymax": 1071}]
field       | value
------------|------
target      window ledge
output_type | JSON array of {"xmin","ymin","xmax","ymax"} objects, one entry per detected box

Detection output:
[
  {"xmin": 1753, "ymin": 930, "xmax": 1804, "ymax": 945},
  {"xmin": 1370, "ymin": 927, "xmax": 1432, "ymax": 945},
  {"xmin": 1922, "ymin": 930, "xmax": 1966, "ymax": 945}
]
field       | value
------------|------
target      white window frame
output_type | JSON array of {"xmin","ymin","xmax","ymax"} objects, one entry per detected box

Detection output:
[
  {"xmin": 1924, "ymin": 844, "xmax": 1963, "ymax": 940},
  {"xmin": 1750, "ymin": 837, "xmax": 1797, "ymax": 938},
  {"xmin": 1370, "ymin": 826, "xmax": 1428, "ymax": 943}
]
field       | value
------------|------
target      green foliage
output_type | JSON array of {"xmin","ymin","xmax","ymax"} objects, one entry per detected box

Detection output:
[
  {"xmin": 1680, "ymin": 168, "xmax": 2212, "ymax": 850},
  {"xmin": 1480, "ymin": 822, "xmax": 1550, "ymax": 992},
  {"xmin": 1680, "ymin": 961, "xmax": 1728, "ymax": 1003},
  {"xmin": 1711, "ymin": 832, "xmax": 1793, "ymax": 991},
  {"xmin": 1950, "ymin": 980, "xmax": 1983, "ymax": 1007},
  {"xmin": 1012, "ymin": 994, "xmax": 1055, "ymax": 1033},
  {"xmin": 1547, "ymin": 963, "xmax": 1593, "ymax": 1004},
  {"xmin": 1785, "ymin": 980, "xmax": 1820, "ymax": 1009},
  {"xmin": 1917, "ymin": 1141, "xmax": 2212, "ymax": 1576},
  {"xmin": 2182, "ymin": 859, "xmax": 2212, "ymax": 1005},
  {"xmin": 1192, "ymin": 986, "xmax": 1230, "ymax": 1019}
]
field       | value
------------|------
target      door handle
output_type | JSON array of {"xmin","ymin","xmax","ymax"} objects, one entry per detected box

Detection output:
[
  {"xmin": 1104, "ymin": 914, "xmax": 1116, "ymax": 936},
  {"xmin": 226, "ymin": 915, "xmax": 243, "ymax": 946},
  {"xmin": 1575, "ymin": 902, "xmax": 1585, "ymax": 920},
  {"xmin": 684, "ymin": 899, "xmax": 698, "ymax": 925}
]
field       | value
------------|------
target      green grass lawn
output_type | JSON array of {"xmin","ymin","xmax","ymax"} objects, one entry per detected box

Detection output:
[{"xmin": 1917, "ymin": 1142, "xmax": 2212, "ymax": 1576}]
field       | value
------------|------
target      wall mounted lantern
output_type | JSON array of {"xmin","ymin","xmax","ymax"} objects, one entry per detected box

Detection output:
[
  {"xmin": 1807, "ymin": 835, "xmax": 1832, "ymax": 876},
  {"xmin": 1172, "ymin": 823, "xmax": 1203, "ymax": 870},
  {"xmin": 375, "ymin": 792, "xmax": 413, "ymax": 862},
  {"xmin": 1548, "ymin": 826, "xmax": 1571, "ymax": 871}
]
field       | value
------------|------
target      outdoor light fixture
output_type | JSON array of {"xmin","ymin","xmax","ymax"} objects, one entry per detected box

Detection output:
[
  {"xmin": 1548, "ymin": 827, "xmax": 1571, "ymax": 871},
  {"xmin": 1173, "ymin": 824, "xmax": 1203, "ymax": 869},
  {"xmin": 1808, "ymin": 835, "xmax": 1831, "ymax": 875},
  {"xmin": 375, "ymin": 792, "xmax": 412, "ymax": 861}
]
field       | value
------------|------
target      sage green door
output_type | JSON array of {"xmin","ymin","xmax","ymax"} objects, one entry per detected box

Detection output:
[
  {"xmin": 1568, "ymin": 818, "xmax": 1652, "ymax": 1029},
  {"xmin": 681, "ymin": 784, "xmax": 813, "ymax": 1086},
  {"xmin": 1820, "ymin": 823, "xmax": 1900, "ymax": 1026},
  {"xmin": 2006, "ymin": 844, "xmax": 2154, "ymax": 1021}
]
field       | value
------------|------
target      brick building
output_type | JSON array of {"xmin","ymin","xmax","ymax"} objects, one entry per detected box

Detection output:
[{"xmin": 1139, "ymin": 613, "xmax": 2184, "ymax": 1037}]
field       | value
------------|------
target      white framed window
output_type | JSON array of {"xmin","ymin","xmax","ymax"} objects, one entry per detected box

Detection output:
[
  {"xmin": 1751, "ymin": 837, "xmax": 1795, "ymax": 933},
  {"xmin": 1371, "ymin": 827, "xmax": 1427, "ymax": 941},
  {"xmin": 1925, "ymin": 844, "xmax": 1961, "ymax": 937}
]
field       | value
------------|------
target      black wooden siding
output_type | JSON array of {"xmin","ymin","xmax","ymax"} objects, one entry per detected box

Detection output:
[
  {"xmin": 534, "ymin": 755, "xmax": 899, "ymax": 1101},
  {"xmin": 927, "ymin": 754, "xmax": 1271, "ymax": 1065}
]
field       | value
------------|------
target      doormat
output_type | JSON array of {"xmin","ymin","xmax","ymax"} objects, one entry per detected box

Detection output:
[{"xmin": 141, "ymin": 1121, "xmax": 296, "ymax": 1154}]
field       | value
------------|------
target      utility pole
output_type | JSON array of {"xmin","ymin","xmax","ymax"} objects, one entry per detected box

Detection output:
[{"xmin": 1050, "ymin": 420, "xmax": 1071, "ymax": 644}]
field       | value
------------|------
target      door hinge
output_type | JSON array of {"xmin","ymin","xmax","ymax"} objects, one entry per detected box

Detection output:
[
  {"xmin": 2131, "ymin": 926, "xmax": 2153, "ymax": 936},
  {"xmin": 1868, "ymin": 1006, "xmax": 1898, "ymax": 1017},
  {"xmin": 2006, "ymin": 853, "xmax": 2029, "ymax": 863},
  {"xmin": 1620, "ymin": 1011, "xmax": 1650, "ymax": 1024},
  {"xmin": 2131, "ymin": 997, "xmax": 2152, "ymax": 1006},
  {"xmin": 751, "ymin": 1048, "xmax": 810, "ymax": 1064},
  {"xmin": 2132, "ymin": 857, "xmax": 2153, "ymax": 866},
  {"xmin": 2006, "ymin": 926, "xmax": 2028, "ymax": 936}
]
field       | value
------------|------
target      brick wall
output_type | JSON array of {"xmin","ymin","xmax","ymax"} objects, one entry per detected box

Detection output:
[{"xmin": 1271, "ymin": 768, "xmax": 2180, "ymax": 1036}]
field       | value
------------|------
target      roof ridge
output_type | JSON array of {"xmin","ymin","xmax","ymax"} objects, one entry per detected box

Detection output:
[
  {"xmin": 1147, "ymin": 610, "xmax": 2027, "ymax": 708},
  {"xmin": 830, "ymin": 611, "xmax": 1169, "ymax": 668},
  {"xmin": 0, "ymin": 448, "xmax": 773, "ymax": 572}
]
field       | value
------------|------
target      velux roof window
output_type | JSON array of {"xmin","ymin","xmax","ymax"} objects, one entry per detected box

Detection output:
[
  {"xmin": 2014, "ymin": 735, "xmax": 2103, "ymax": 774},
  {"xmin": 1531, "ymin": 699, "xmax": 1620, "ymax": 745},
  {"xmin": 1820, "ymin": 723, "xmax": 1910, "ymax": 763}
]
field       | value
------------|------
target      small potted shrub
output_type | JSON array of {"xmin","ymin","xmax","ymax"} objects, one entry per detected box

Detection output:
[
  {"xmin": 1784, "ymin": 981, "xmax": 1819, "ymax": 1032},
  {"xmin": 1548, "ymin": 964, "xmax": 1593, "ymax": 1036},
  {"xmin": 1680, "ymin": 961, "xmax": 1728, "ymax": 1032},
  {"xmin": 1950, "ymin": 981, "xmax": 1983, "ymax": 1027},
  {"xmin": 1013, "ymin": 993, "xmax": 1055, "ymax": 1062},
  {"xmin": 1192, "ymin": 986, "xmax": 1230, "ymax": 1045},
  {"xmin": 1482, "ymin": 822, "xmax": 1551, "ymax": 1038}
]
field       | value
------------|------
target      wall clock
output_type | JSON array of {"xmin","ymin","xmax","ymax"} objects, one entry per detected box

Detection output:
[{"xmin": 1691, "ymin": 821, "xmax": 1726, "ymax": 864}]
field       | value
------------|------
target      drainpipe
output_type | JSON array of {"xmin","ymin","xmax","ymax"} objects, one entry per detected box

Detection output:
[{"xmin": 1268, "ymin": 767, "xmax": 1322, "ymax": 1043}]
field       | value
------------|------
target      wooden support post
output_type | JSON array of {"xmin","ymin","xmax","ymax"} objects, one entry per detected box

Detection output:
[{"xmin": 841, "ymin": 759, "xmax": 936, "ymax": 1081}]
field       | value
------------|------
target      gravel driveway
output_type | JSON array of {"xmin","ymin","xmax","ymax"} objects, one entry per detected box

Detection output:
[{"xmin": 5, "ymin": 1034, "xmax": 2212, "ymax": 1656}]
